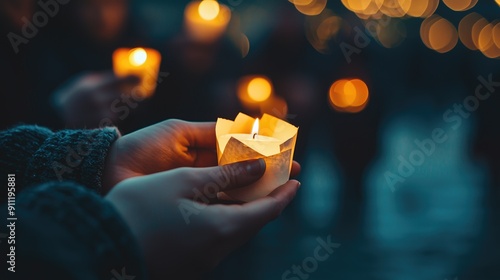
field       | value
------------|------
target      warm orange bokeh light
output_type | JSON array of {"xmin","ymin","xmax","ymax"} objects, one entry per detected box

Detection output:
[
  {"xmin": 290, "ymin": 0, "xmax": 315, "ymax": 5},
  {"xmin": 198, "ymin": 0, "xmax": 220, "ymax": 20},
  {"xmin": 416, "ymin": 0, "xmax": 439, "ymax": 18},
  {"xmin": 471, "ymin": 17, "xmax": 489, "ymax": 50},
  {"xmin": 402, "ymin": 0, "xmax": 430, "ymax": 18},
  {"xmin": 329, "ymin": 78, "xmax": 369, "ymax": 113},
  {"xmin": 247, "ymin": 77, "xmax": 272, "ymax": 102},
  {"xmin": 493, "ymin": 23, "xmax": 500, "ymax": 49},
  {"xmin": 184, "ymin": 1, "xmax": 231, "ymax": 42},
  {"xmin": 442, "ymin": 0, "xmax": 477, "ymax": 12},
  {"xmin": 237, "ymin": 75, "xmax": 274, "ymax": 109},
  {"xmin": 428, "ymin": 18, "xmax": 458, "ymax": 53},
  {"xmin": 294, "ymin": 0, "xmax": 327, "ymax": 16},
  {"xmin": 344, "ymin": 0, "xmax": 438, "ymax": 19},
  {"xmin": 342, "ymin": 0, "xmax": 383, "ymax": 15},
  {"xmin": 421, "ymin": 15, "xmax": 458, "ymax": 53},
  {"xmin": 420, "ymin": 15, "xmax": 441, "ymax": 49},
  {"xmin": 459, "ymin": 13, "xmax": 483, "ymax": 50},
  {"xmin": 478, "ymin": 22, "xmax": 500, "ymax": 58},
  {"xmin": 349, "ymin": 79, "xmax": 369, "ymax": 107}
]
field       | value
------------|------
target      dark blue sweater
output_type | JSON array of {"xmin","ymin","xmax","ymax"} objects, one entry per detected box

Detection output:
[{"xmin": 0, "ymin": 125, "xmax": 147, "ymax": 280}]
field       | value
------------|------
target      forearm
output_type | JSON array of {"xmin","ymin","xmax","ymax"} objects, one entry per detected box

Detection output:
[{"xmin": 1, "ymin": 125, "xmax": 120, "ymax": 195}]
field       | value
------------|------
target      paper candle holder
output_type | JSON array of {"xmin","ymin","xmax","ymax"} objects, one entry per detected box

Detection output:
[
  {"xmin": 113, "ymin": 48, "xmax": 162, "ymax": 99},
  {"xmin": 216, "ymin": 113, "xmax": 298, "ymax": 202}
]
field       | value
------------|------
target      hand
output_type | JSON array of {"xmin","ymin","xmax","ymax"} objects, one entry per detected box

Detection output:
[
  {"xmin": 102, "ymin": 119, "xmax": 301, "ymax": 193},
  {"xmin": 105, "ymin": 159, "xmax": 301, "ymax": 280},
  {"xmin": 52, "ymin": 72, "xmax": 140, "ymax": 128}
]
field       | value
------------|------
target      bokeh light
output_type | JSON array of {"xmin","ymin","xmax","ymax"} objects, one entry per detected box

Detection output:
[
  {"xmin": 471, "ymin": 16, "xmax": 489, "ymax": 50},
  {"xmin": 429, "ymin": 18, "xmax": 458, "ymax": 53},
  {"xmin": 329, "ymin": 78, "xmax": 369, "ymax": 113},
  {"xmin": 420, "ymin": 14, "xmax": 441, "ymax": 49},
  {"xmin": 442, "ymin": 0, "xmax": 477, "ymax": 12},
  {"xmin": 493, "ymin": 23, "xmax": 500, "ymax": 49},
  {"xmin": 421, "ymin": 15, "xmax": 458, "ymax": 53},
  {"xmin": 459, "ymin": 13, "xmax": 483, "ymax": 50},
  {"xmin": 405, "ymin": 0, "xmax": 439, "ymax": 18},
  {"xmin": 478, "ymin": 21, "xmax": 500, "ymax": 58},
  {"xmin": 344, "ymin": 0, "xmax": 439, "ymax": 19},
  {"xmin": 294, "ymin": 0, "xmax": 327, "ymax": 16},
  {"xmin": 237, "ymin": 75, "xmax": 274, "ymax": 109},
  {"xmin": 305, "ymin": 9, "xmax": 342, "ymax": 54},
  {"xmin": 184, "ymin": 0, "xmax": 231, "ymax": 42},
  {"xmin": 129, "ymin": 48, "xmax": 147, "ymax": 66},
  {"xmin": 342, "ymin": 0, "xmax": 384, "ymax": 15},
  {"xmin": 240, "ymin": 33, "xmax": 250, "ymax": 58},
  {"xmin": 247, "ymin": 77, "xmax": 272, "ymax": 102},
  {"xmin": 198, "ymin": 0, "xmax": 220, "ymax": 20}
]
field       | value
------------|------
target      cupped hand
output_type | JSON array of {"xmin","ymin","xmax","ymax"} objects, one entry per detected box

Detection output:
[
  {"xmin": 102, "ymin": 119, "xmax": 301, "ymax": 193},
  {"xmin": 105, "ymin": 159, "xmax": 301, "ymax": 280}
]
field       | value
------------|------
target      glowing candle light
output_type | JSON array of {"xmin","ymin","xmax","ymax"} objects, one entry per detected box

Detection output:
[
  {"xmin": 237, "ymin": 75, "xmax": 274, "ymax": 110},
  {"xmin": 113, "ymin": 47, "xmax": 162, "ymax": 98},
  {"xmin": 216, "ymin": 113, "xmax": 298, "ymax": 202},
  {"xmin": 184, "ymin": 0, "xmax": 231, "ymax": 42}
]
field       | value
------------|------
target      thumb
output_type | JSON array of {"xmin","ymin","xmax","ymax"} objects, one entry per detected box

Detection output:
[{"xmin": 178, "ymin": 159, "xmax": 266, "ymax": 200}]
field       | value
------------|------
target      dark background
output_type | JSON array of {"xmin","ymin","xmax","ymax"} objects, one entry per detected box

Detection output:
[{"xmin": 1, "ymin": 0, "xmax": 499, "ymax": 279}]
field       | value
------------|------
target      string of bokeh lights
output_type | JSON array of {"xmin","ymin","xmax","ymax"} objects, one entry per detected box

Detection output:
[
  {"xmin": 295, "ymin": 0, "xmax": 500, "ymax": 57},
  {"xmin": 291, "ymin": 0, "xmax": 499, "ymax": 114},
  {"xmin": 186, "ymin": 0, "xmax": 498, "ymax": 115}
]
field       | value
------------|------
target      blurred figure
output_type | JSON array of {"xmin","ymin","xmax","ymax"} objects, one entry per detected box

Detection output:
[
  {"xmin": 22, "ymin": 0, "xmax": 145, "ymax": 129},
  {"xmin": 52, "ymin": 72, "xmax": 140, "ymax": 128},
  {"xmin": 72, "ymin": 0, "xmax": 130, "ymax": 46}
]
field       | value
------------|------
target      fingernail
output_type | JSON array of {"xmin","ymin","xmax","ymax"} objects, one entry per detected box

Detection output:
[
  {"xmin": 296, "ymin": 181, "xmax": 301, "ymax": 188},
  {"xmin": 245, "ymin": 158, "xmax": 266, "ymax": 176}
]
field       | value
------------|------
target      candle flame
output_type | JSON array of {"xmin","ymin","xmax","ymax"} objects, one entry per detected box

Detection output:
[
  {"xmin": 252, "ymin": 118, "xmax": 259, "ymax": 139},
  {"xmin": 129, "ymin": 48, "xmax": 148, "ymax": 66},
  {"xmin": 198, "ymin": 0, "xmax": 220, "ymax": 20}
]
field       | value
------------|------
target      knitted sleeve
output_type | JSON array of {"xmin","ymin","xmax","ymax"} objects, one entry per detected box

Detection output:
[
  {"xmin": 0, "ymin": 125, "xmax": 119, "ymax": 194},
  {"xmin": 0, "ymin": 181, "xmax": 147, "ymax": 280}
]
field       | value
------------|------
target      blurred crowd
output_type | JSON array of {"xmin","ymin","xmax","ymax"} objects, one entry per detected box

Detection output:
[{"xmin": 1, "ymin": 0, "xmax": 500, "ymax": 278}]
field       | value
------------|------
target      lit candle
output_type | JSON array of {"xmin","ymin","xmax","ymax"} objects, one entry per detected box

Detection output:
[
  {"xmin": 184, "ymin": 0, "xmax": 231, "ymax": 42},
  {"xmin": 216, "ymin": 113, "xmax": 299, "ymax": 202},
  {"xmin": 112, "ymin": 47, "xmax": 162, "ymax": 98},
  {"xmin": 218, "ymin": 118, "xmax": 281, "ymax": 157}
]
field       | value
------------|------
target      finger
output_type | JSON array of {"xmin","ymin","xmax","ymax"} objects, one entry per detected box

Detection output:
[
  {"xmin": 219, "ymin": 180, "xmax": 301, "ymax": 247},
  {"xmin": 190, "ymin": 148, "xmax": 218, "ymax": 167},
  {"xmin": 290, "ymin": 161, "xmax": 301, "ymax": 178},
  {"xmin": 178, "ymin": 121, "xmax": 216, "ymax": 149},
  {"xmin": 177, "ymin": 159, "xmax": 266, "ymax": 200},
  {"xmin": 239, "ymin": 179, "xmax": 300, "ymax": 224}
]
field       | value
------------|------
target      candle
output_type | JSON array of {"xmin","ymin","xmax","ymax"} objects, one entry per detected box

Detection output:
[
  {"xmin": 113, "ymin": 47, "xmax": 162, "ymax": 98},
  {"xmin": 184, "ymin": 0, "xmax": 231, "ymax": 42},
  {"xmin": 216, "ymin": 113, "xmax": 299, "ymax": 202}
]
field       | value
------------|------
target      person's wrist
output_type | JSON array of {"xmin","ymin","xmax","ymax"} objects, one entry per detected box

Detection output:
[{"xmin": 102, "ymin": 135, "xmax": 122, "ymax": 194}]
